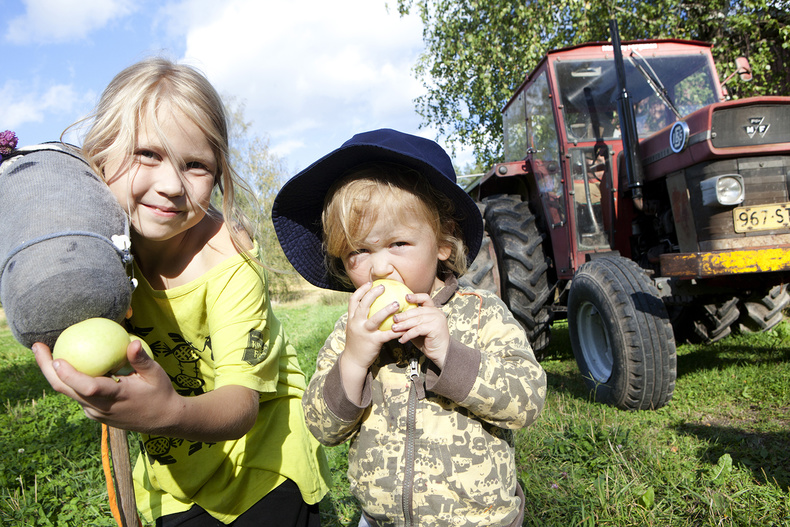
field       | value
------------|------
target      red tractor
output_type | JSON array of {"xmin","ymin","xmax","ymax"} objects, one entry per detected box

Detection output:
[{"xmin": 464, "ymin": 24, "xmax": 790, "ymax": 410}]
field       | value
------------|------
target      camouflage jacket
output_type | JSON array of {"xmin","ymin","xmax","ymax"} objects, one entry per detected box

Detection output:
[{"xmin": 302, "ymin": 277, "xmax": 547, "ymax": 527}]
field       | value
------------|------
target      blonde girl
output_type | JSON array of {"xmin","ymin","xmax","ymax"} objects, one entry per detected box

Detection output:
[{"xmin": 35, "ymin": 57, "xmax": 329, "ymax": 526}]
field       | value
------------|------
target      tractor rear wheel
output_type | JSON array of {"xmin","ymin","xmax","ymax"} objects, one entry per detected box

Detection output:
[
  {"xmin": 737, "ymin": 284, "xmax": 790, "ymax": 333},
  {"xmin": 672, "ymin": 298, "xmax": 740, "ymax": 344},
  {"xmin": 459, "ymin": 202, "xmax": 499, "ymax": 295},
  {"xmin": 568, "ymin": 256, "xmax": 676, "ymax": 410},
  {"xmin": 483, "ymin": 195, "xmax": 554, "ymax": 357},
  {"xmin": 458, "ymin": 231, "xmax": 500, "ymax": 295}
]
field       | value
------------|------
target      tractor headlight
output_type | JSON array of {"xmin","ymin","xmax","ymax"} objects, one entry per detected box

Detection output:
[{"xmin": 700, "ymin": 175, "xmax": 745, "ymax": 206}]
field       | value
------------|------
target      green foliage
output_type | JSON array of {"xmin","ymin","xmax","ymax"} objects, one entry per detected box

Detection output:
[
  {"xmin": 220, "ymin": 97, "xmax": 299, "ymax": 301},
  {"xmin": 2, "ymin": 311, "xmax": 790, "ymax": 526},
  {"xmin": 397, "ymin": 0, "xmax": 790, "ymax": 167}
]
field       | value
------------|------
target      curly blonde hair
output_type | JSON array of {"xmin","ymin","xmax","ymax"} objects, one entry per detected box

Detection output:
[{"xmin": 322, "ymin": 162, "xmax": 467, "ymax": 289}]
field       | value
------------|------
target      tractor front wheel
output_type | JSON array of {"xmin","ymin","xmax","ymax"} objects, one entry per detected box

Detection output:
[{"xmin": 568, "ymin": 256, "xmax": 676, "ymax": 410}]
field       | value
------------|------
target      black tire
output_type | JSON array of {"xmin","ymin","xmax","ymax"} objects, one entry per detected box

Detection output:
[
  {"xmin": 674, "ymin": 298, "xmax": 740, "ymax": 344},
  {"xmin": 568, "ymin": 256, "xmax": 677, "ymax": 410},
  {"xmin": 458, "ymin": 231, "xmax": 500, "ymax": 295},
  {"xmin": 459, "ymin": 202, "xmax": 499, "ymax": 295},
  {"xmin": 483, "ymin": 195, "xmax": 554, "ymax": 356},
  {"xmin": 737, "ymin": 284, "xmax": 790, "ymax": 333}
]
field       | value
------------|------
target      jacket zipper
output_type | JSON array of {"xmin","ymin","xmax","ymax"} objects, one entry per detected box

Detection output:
[{"xmin": 402, "ymin": 356, "xmax": 419, "ymax": 527}]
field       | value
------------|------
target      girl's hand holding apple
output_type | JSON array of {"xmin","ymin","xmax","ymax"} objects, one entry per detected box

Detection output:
[{"xmin": 33, "ymin": 324, "xmax": 179, "ymax": 435}]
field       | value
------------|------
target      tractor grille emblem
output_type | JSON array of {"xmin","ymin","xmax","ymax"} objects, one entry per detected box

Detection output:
[
  {"xmin": 745, "ymin": 117, "xmax": 769, "ymax": 138},
  {"xmin": 670, "ymin": 121, "xmax": 690, "ymax": 153}
]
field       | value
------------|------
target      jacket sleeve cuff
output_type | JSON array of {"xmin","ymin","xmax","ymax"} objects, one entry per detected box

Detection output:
[
  {"xmin": 425, "ymin": 338, "xmax": 481, "ymax": 402},
  {"xmin": 323, "ymin": 357, "xmax": 372, "ymax": 421}
]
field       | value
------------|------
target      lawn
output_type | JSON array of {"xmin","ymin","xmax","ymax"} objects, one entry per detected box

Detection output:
[{"xmin": 1, "ymin": 300, "xmax": 789, "ymax": 526}]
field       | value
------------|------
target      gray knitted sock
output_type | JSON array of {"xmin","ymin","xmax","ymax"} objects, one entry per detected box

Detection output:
[{"xmin": 0, "ymin": 144, "xmax": 133, "ymax": 348}]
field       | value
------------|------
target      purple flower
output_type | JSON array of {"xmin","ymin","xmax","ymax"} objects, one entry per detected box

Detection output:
[{"xmin": 0, "ymin": 130, "xmax": 19, "ymax": 159}]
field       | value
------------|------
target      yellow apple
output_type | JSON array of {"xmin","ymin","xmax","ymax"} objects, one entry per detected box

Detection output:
[
  {"xmin": 368, "ymin": 279, "xmax": 417, "ymax": 331},
  {"xmin": 128, "ymin": 335, "xmax": 153, "ymax": 357},
  {"xmin": 113, "ymin": 335, "xmax": 155, "ymax": 376},
  {"xmin": 52, "ymin": 318, "xmax": 130, "ymax": 377}
]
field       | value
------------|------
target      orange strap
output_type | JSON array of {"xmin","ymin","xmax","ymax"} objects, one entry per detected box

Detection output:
[{"xmin": 101, "ymin": 423, "xmax": 124, "ymax": 527}]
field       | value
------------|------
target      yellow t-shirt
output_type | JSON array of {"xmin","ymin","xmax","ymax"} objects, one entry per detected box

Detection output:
[{"xmin": 128, "ymin": 245, "xmax": 329, "ymax": 523}]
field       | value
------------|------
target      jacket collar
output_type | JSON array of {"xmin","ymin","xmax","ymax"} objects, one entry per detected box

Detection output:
[{"xmin": 432, "ymin": 273, "xmax": 458, "ymax": 307}]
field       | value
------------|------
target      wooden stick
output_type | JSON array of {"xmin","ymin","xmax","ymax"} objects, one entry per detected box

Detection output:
[{"xmin": 108, "ymin": 426, "xmax": 139, "ymax": 527}]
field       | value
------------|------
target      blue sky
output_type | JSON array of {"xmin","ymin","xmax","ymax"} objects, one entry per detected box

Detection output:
[{"xmin": 1, "ymin": 0, "xmax": 468, "ymax": 174}]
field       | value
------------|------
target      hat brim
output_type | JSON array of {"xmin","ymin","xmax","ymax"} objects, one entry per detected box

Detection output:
[{"xmin": 272, "ymin": 137, "xmax": 483, "ymax": 291}]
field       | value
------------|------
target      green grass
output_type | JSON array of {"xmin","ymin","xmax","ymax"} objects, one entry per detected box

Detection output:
[
  {"xmin": 517, "ymin": 321, "xmax": 790, "ymax": 526},
  {"xmin": 2, "ymin": 304, "xmax": 789, "ymax": 526},
  {"xmin": 0, "ymin": 326, "xmax": 118, "ymax": 526}
]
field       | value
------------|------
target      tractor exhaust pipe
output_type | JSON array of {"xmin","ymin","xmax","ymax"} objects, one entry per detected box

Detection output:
[{"xmin": 610, "ymin": 16, "xmax": 645, "ymax": 209}]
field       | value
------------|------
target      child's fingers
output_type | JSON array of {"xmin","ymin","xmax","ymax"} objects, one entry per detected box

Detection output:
[
  {"xmin": 350, "ymin": 282, "xmax": 402, "ymax": 331},
  {"xmin": 392, "ymin": 305, "xmax": 440, "ymax": 326},
  {"xmin": 405, "ymin": 293, "xmax": 434, "ymax": 307},
  {"xmin": 33, "ymin": 343, "xmax": 98, "ymax": 400},
  {"xmin": 32, "ymin": 342, "xmax": 126, "ymax": 410},
  {"xmin": 367, "ymin": 301, "xmax": 402, "ymax": 332},
  {"xmin": 391, "ymin": 312, "xmax": 427, "ymax": 338},
  {"xmin": 392, "ymin": 309, "xmax": 451, "ymax": 368},
  {"xmin": 392, "ymin": 307, "xmax": 448, "ymax": 342},
  {"xmin": 125, "ymin": 339, "xmax": 153, "ymax": 371},
  {"xmin": 349, "ymin": 281, "xmax": 374, "ymax": 302},
  {"xmin": 348, "ymin": 282, "xmax": 376, "ymax": 317}
]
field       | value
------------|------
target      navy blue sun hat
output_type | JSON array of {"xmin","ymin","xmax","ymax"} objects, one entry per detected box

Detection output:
[{"xmin": 272, "ymin": 128, "xmax": 483, "ymax": 292}]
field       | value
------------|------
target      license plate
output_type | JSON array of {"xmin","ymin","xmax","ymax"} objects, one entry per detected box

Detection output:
[{"xmin": 733, "ymin": 203, "xmax": 790, "ymax": 233}]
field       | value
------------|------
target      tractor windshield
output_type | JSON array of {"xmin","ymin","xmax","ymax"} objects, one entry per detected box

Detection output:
[{"xmin": 554, "ymin": 51, "xmax": 720, "ymax": 141}]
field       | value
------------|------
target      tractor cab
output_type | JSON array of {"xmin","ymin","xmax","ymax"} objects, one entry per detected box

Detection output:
[{"xmin": 476, "ymin": 40, "xmax": 723, "ymax": 278}]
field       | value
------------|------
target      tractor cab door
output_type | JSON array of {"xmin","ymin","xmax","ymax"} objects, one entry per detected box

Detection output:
[
  {"xmin": 568, "ymin": 145, "xmax": 613, "ymax": 251},
  {"xmin": 553, "ymin": 57, "xmax": 625, "ymax": 260},
  {"xmin": 506, "ymin": 69, "xmax": 574, "ymax": 276}
]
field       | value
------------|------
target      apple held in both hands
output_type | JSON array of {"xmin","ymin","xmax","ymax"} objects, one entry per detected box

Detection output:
[
  {"xmin": 368, "ymin": 279, "xmax": 418, "ymax": 331},
  {"xmin": 52, "ymin": 317, "xmax": 152, "ymax": 377}
]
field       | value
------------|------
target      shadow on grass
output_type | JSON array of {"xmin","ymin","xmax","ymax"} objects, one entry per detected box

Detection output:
[
  {"xmin": 673, "ymin": 421, "xmax": 790, "ymax": 491},
  {"xmin": 540, "ymin": 319, "xmax": 574, "ymax": 361},
  {"xmin": 544, "ymin": 369, "xmax": 590, "ymax": 402},
  {"xmin": 675, "ymin": 341, "xmax": 790, "ymax": 380},
  {"xmin": 670, "ymin": 329, "xmax": 790, "ymax": 490},
  {"xmin": 0, "ymin": 361, "xmax": 53, "ymax": 406},
  {"xmin": 538, "ymin": 321, "xmax": 592, "ymax": 403}
]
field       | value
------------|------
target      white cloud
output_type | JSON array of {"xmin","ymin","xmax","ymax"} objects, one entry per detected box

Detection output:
[
  {"xmin": 174, "ymin": 0, "xmax": 427, "ymax": 169},
  {"xmin": 1, "ymin": 0, "xmax": 483, "ymax": 171},
  {"xmin": 5, "ymin": 0, "xmax": 136, "ymax": 44},
  {"xmin": 0, "ymin": 80, "xmax": 89, "ymax": 131}
]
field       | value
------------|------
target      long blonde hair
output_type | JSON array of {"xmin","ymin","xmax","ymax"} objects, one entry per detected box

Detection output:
[
  {"xmin": 322, "ymin": 162, "xmax": 467, "ymax": 289},
  {"xmin": 73, "ymin": 57, "xmax": 254, "ymax": 253}
]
